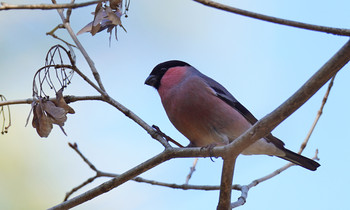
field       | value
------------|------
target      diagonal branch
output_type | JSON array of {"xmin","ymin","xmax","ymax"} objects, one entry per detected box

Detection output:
[
  {"xmin": 49, "ymin": 151, "xmax": 173, "ymax": 210},
  {"xmin": 49, "ymin": 38, "xmax": 350, "ymax": 210},
  {"xmin": 51, "ymin": 0, "xmax": 106, "ymax": 92},
  {"xmin": 64, "ymin": 142, "xmax": 242, "ymax": 201},
  {"xmin": 299, "ymin": 76, "xmax": 335, "ymax": 153},
  {"xmin": 217, "ymin": 39, "xmax": 350, "ymax": 209},
  {"xmin": 194, "ymin": 0, "xmax": 350, "ymax": 36},
  {"xmin": 226, "ymin": 39, "xmax": 350, "ymax": 159},
  {"xmin": 49, "ymin": 2, "xmax": 171, "ymax": 148},
  {"xmin": 229, "ymin": 75, "xmax": 337, "ymax": 208}
]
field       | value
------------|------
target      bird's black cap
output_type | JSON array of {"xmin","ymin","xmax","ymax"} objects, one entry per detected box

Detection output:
[{"xmin": 145, "ymin": 60, "xmax": 190, "ymax": 89}]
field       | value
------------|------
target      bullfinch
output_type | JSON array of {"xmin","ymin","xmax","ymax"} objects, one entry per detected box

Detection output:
[{"xmin": 145, "ymin": 60, "xmax": 320, "ymax": 171}]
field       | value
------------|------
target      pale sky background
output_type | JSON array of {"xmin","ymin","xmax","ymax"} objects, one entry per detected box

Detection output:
[{"xmin": 1, "ymin": 0, "xmax": 350, "ymax": 209}]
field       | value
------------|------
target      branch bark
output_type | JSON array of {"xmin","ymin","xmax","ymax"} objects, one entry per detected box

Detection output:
[
  {"xmin": 225, "ymin": 39, "xmax": 350, "ymax": 157},
  {"xmin": 0, "ymin": 0, "xmax": 102, "ymax": 10},
  {"xmin": 64, "ymin": 142, "xmax": 241, "ymax": 201},
  {"xmin": 194, "ymin": 0, "xmax": 350, "ymax": 36},
  {"xmin": 0, "ymin": 95, "xmax": 103, "ymax": 107},
  {"xmin": 217, "ymin": 156, "xmax": 237, "ymax": 210},
  {"xmin": 220, "ymin": 39, "xmax": 350, "ymax": 208}
]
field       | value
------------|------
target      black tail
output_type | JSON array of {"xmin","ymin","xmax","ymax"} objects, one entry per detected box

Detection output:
[{"xmin": 278, "ymin": 149, "xmax": 320, "ymax": 171}]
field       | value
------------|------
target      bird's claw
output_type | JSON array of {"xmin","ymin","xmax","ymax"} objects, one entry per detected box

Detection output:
[
  {"xmin": 200, "ymin": 143, "xmax": 218, "ymax": 162},
  {"xmin": 152, "ymin": 125, "xmax": 184, "ymax": 148}
]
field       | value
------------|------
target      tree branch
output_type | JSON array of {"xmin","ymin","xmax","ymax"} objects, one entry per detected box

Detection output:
[
  {"xmin": 225, "ymin": 39, "xmax": 350, "ymax": 158},
  {"xmin": 51, "ymin": 0, "xmax": 106, "ymax": 92},
  {"xmin": 219, "ymin": 40, "xmax": 350, "ymax": 208},
  {"xmin": 185, "ymin": 158, "xmax": 198, "ymax": 184},
  {"xmin": 239, "ymin": 76, "xmax": 336, "ymax": 195},
  {"xmin": 46, "ymin": 24, "xmax": 77, "ymax": 47},
  {"xmin": 49, "ymin": 38, "xmax": 350, "ymax": 209},
  {"xmin": 231, "ymin": 185, "xmax": 248, "ymax": 208},
  {"xmin": 299, "ymin": 76, "xmax": 335, "ymax": 153},
  {"xmin": 64, "ymin": 142, "xmax": 241, "ymax": 201},
  {"xmin": 230, "ymin": 75, "xmax": 336, "ymax": 208},
  {"xmin": 49, "ymin": 151, "xmax": 173, "ymax": 210},
  {"xmin": 0, "ymin": 95, "xmax": 103, "ymax": 107},
  {"xmin": 0, "ymin": 0, "xmax": 102, "ymax": 11},
  {"xmin": 193, "ymin": 0, "xmax": 350, "ymax": 36},
  {"xmin": 217, "ymin": 156, "xmax": 237, "ymax": 210},
  {"xmin": 48, "ymin": 2, "xmax": 170, "ymax": 149}
]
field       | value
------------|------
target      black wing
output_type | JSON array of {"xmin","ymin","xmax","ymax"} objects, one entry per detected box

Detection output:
[
  {"xmin": 197, "ymin": 70, "xmax": 286, "ymax": 148},
  {"xmin": 198, "ymin": 72, "xmax": 258, "ymax": 125}
]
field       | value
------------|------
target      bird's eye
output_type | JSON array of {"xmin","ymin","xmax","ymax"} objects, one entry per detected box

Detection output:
[{"xmin": 161, "ymin": 67, "xmax": 167, "ymax": 72}]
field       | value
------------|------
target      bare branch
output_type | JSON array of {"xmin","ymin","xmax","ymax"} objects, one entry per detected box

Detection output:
[
  {"xmin": 49, "ymin": 39, "xmax": 350, "ymax": 209},
  {"xmin": 231, "ymin": 76, "xmax": 336, "ymax": 208},
  {"xmin": 299, "ymin": 76, "xmax": 336, "ymax": 153},
  {"xmin": 64, "ymin": 175, "xmax": 98, "ymax": 201},
  {"xmin": 0, "ymin": 95, "xmax": 11, "ymax": 134},
  {"xmin": 0, "ymin": 0, "xmax": 102, "ymax": 11},
  {"xmin": 243, "ymin": 76, "xmax": 337, "ymax": 189},
  {"xmin": 152, "ymin": 125, "xmax": 184, "ymax": 148},
  {"xmin": 68, "ymin": 142, "xmax": 98, "ymax": 171},
  {"xmin": 223, "ymin": 40, "xmax": 350, "ymax": 208},
  {"xmin": 231, "ymin": 185, "xmax": 248, "ymax": 208},
  {"xmin": 194, "ymin": 0, "xmax": 350, "ymax": 36},
  {"xmin": 131, "ymin": 176, "xmax": 242, "ymax": 191},
  {"xmin": 185, "ymin": 158, "xmax": 198, "ymax": 184},
  {"xmin": 52, "ymin": 0, "xmax": 107, "ymax": 92},
  {"xmin": 65, "ymin": 142, "xmax": 241, "ymax": 201},
  {"xmin": 0, "ymin": 95, "xmax": 103, "ymax": 107},
  {"xmin": 103, "ymin": 97, "xmax": 172, "ymax": 148},
  {"xmin": 225, "ymin": 39, "xmax": 350, "ymax": 160},
  {"xmin": 46, "ymin": 25, "xmax": 77, "ymax": 47},
  {"xmin": 217, "ymin": 156, "xmax": 237, "ymax": 210},
  {"xmin": 49, "ymin": 151, "xmax": 173, "ymax": 210}
]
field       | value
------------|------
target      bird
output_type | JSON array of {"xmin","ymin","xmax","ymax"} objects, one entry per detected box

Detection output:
[{"xmin": 145, "ymin": 60, "xmax": 320, "ymax": 171}]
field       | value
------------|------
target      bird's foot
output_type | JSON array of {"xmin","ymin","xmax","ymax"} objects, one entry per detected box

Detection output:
[
  {"xmin": 200, "ymin": 143, "xmax": 218, "ymax": 162},
  {"xmin": 152, "ymin": 125, "xmax": 184, "ymax": 148}
]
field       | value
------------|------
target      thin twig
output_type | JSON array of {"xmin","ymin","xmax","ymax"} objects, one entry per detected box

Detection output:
[
  {"xmin": 0, "ymin": 0, "xmax": 102, "ymax": 11},
  {"xmin": 299, "ymin": 76, "xmax": 336, "ymax": 154},
  {"xmin": 185, "ymin": 158, "xmax": 198, "ymax": 184},
  {"xmin": 152, "ymin": 125, "xmax": 184, "ymax": 148},
  {"xmin": 52, "ymin": 0, "xmax": 106, "ymax": 92},
  {"xmin": 46, "ymin": 25, "xmax": 77, "ymax": 48},
  {"xmin": 68, "ymin": 142, "xmax": 97, "ymax": 171},
  {"xmin": 64, "ymin": 175, "xmax": 98, "ymax": 201},
  {"xmin": 0, "ymin": 95, "xmax": 11, "ymax": 134},
  {"xmin": 194, "ymin": 0, "xmax": 350, "ymax": 36},
  {"xmin": 231, "ymin": 185, "xmax": 248, "ymax": 208},
  {"xmin": 103, "ymin": 97, "xmax": 172, "ymax": 148}
]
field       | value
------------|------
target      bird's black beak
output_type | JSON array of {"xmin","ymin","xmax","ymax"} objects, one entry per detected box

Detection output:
[{"xmin": 144, "ymin": 75, "xmax": 158, "ymax": 87}]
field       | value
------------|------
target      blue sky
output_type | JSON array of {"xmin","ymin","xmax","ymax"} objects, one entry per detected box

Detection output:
[{"xmin": 1, "ymin": 0, "xmax": 350, "ymax": 209}]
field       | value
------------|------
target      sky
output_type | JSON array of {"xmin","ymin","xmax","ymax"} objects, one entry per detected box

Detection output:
[{"xmin": 1, "ymin": 0, "xmax": 350, "ymax": 209}]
